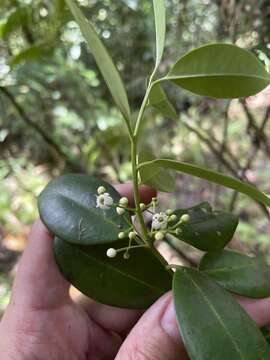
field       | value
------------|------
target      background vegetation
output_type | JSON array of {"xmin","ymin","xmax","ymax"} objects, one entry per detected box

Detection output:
[{"xmin": 0, "ymin": 0, "xmax": 270, "ymax": 315}]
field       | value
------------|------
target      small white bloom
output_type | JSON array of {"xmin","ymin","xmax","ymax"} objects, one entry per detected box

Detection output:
[
  {"xmin": 96, "ymin": 192, "xmax": 113, "ymax": 210},
  {"xmin": 180, "ymin": 214, "xmax": 190, "ymax": 223},
  {"xmin": 106, "ymin": 248, "xmax": 117, "ymax": 258},
  {"xmin": 151, "ymin": 212, "xmax": 168, "ymax": 231},
  {"xmin": 97, "ymin": 186, "xmax": 106, "ymax": 195},
  {"xmin": 116, "ymin": 207, "xmax": 125, "ymax": 215},
  {"xmin": 119, "ymin": 197, "xmax": 129, "ymax": 206},
  {"xmin": 155, "ymin": 231, "xmax": 164, "ymax": 241}
]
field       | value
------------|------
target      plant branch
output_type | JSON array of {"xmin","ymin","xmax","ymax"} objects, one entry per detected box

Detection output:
[{"xmin": 0, "ymin": 86, "xmax": 83, "ymax": 172}]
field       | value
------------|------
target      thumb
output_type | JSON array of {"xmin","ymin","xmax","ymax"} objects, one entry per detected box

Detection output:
[
  {"xmin": 11, "ymin": 219, "xmax": 70, "ymax": 309},
  {"xmin": 115, "ymin": 292, "xmax": 188, "ymax": 360}
]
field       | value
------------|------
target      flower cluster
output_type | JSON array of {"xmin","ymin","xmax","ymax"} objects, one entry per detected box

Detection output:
[
  {"xmin": 95, "ymin": 188, "xmax": 191, "ymax": 260},
  {"xmin": 95, "ymin": 186, "xmax": 129, "ymax": 215}
]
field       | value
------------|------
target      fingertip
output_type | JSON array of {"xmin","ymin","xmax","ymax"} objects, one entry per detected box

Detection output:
[{"xmin": 28, "ymin": 218, "xmax": 53, "ymax": 243}]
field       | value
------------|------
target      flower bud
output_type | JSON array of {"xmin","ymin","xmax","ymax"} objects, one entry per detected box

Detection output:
[
  {"xmin": 176, "ymin": 228, "xmax": 182, "ymax": 235},
  {"xmin": 166, "ymin": 209, "xmax": 173, "ymax": 216},
  {"xmin": 119, "ymin": 197, "xmax": 129, "ymax": 206},
  {"xmin": 140, "ymin": 203, "xmax": 146, "ymax": 211},
  {"xmin": 169, "ymin": 214, "xmax": 177, "ymax": 222},
  {"xmin": 118, "ymin": 232, "xmax": 125, "ymax": 239},
  {"xmin": 97, "ymin": 186, "xmax": 106, "ymax": 195},
  {"xmin": 123, "ymin": 252, "xmax": 130, "ymax": 260},
  {"xmin": 180, "ymin": 214, "xmax": 190, "ymax": 223},
  {"xmin": 155, "ymin": 231, "xmax": 164, "ymax": 241},
  {"xmin": 128, "ymin": 231, "xmax": 137, "ymax": 240},
  {"xmin": 116, "ymin": 207, "xmax": 125, "ymax": 215},
  {"xmin": 106, "ymin": 248, "xmax": 117, "ymax": 258}
]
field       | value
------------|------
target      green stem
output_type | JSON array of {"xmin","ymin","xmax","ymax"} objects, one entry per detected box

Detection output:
[
  {"xmin": 131, "ymin": 137, "xmax": 150, "ymax": 244},
  {"xmin": 125, "ymin": 69, "xmax": 173, "ymax": 276}
]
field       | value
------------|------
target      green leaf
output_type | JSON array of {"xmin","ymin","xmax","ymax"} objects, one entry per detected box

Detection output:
[
  {"xmin": 138, "ymin": 149, "xmax": 176, "ymax": 192},
  {"xmin": 0, "ymin": 8, "xmax": 28, "ymax": 39},
  {"xmin": 54, "ymin": 237, "xmax": 172, "ymax": 308},
  {"xmin": 153, "ymin": 0, "xmax": 166, "ymax": 67},
  {"xmin": 199, "ymin": 250, "xmax": 270, "ymax": 298},
  {"xmin": 173, "ymin": 267, "xmax": 270, "ymax": 360},
  {"xmin": 65, "ymin": 0, "xmax": 131, "ymax": 121},
  {"xmin": 172, "ymin": 203, "xmax": 238, "ymax": 251},
  {"xmin": 38, "ymin": 174, "xmax": 130, "ymax": 245},
  {"xmin": 10, "ymin": 43, "xmax": 53, "ymax": 67},
  {"xmin": 148, "ymin": 83, "xmax": 177, "ymax": 120},
  {"xmin": 138, "ymin": 159, "xmax": 270, "ymax": 207},
  {"xmin": 167, "ymin": 43, "xmax": 270, "ymax": 98}
]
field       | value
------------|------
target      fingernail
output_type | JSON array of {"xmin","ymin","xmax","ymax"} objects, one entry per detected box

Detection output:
[{"xmin": 161, "ymin": 298, "xmax": 180, "ymax": 343}]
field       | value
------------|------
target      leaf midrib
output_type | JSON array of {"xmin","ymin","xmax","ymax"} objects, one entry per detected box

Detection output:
[
  {"xmin": 73, "ymin": 245, "xmax": 167, "ymax": 294},
  {"xmin": 182, "ymin": 270, "xmax": 245, "ymax": 359},
  {"xmin": 166, "ymin": 74, "xmax": 269, "ymax": 81}
]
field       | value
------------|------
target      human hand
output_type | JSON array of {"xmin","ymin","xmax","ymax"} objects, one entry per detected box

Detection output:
[{"xmin": 1, "ymin": 184, "xmax": 270, "ymax": 360}]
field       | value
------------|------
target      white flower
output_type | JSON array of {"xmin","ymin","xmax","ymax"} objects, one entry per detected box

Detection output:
[
  {"xmin": 96, "ymin": 192, "xmax": 113, "ymax": 210},
  {"xmin": 106, "ymin": 248, "xmax": 117, "ymax": 258},
  {"xmin": 152, "ymin": 212, "xmax": 168, "ymax": 231}
]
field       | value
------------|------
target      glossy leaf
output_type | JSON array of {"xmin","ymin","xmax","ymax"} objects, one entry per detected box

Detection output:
[
  {"xmin": 173, "ymin": 267, "xmax": 270, "ymax": 360},
  {"xmin": 167, "ymin": 43, "xmax": 270, "ymax": 98},
  {"xmin": 148, "ymin": 83, "xmax": 177, "ymax": 120},
  {"xmin": 54, "ymin": 237, "xmax": 172, "ymax": 308},
  {"xmin": 38, "ymin": 174, "xmax": 130, "ymax": 245},
  {"xmin": 138, "ymin": 159, "xmax": 270, "ymax": 207},
  {"xmin": 153, "ymin": 0, "xmax": 166, "ymax": 67},
  {"xmin": 66, "ymin": 0, "xmax": 131, "ymax": 121},
  {"xmin": 172, "ymin": 203, "xmax": 238, "ymax": 251},
  {"xmin": 199, "ymin": 250, "xmax": 270, "ymax": 298},
  {"xmin": 139, "ymin": 149, "xmax": 176, "ymax": 192}
]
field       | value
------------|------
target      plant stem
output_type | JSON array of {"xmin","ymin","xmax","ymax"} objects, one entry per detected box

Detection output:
[
  {"xmin": 128, "ymin": 69, "xmax": 174, "ymax": 276},
  {"xmin": 131, "ymin": 137, "xmax": 150, "ymax": 243}
]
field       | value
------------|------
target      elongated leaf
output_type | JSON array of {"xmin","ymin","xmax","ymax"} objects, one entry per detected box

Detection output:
[
  {"xmin": 148, "ymin": 83, "xmax": 177, "ymax": 119},
  {"xmin": 173, "ymin": 267, "xmax": 270, "ymax": 360},
  {"xmin": 199, "ymin": 250, "xmax": 270, "ymax": 298},
  {"xmin": 139, "ymin": 149, "xmax": 176, "ymax": 192},
  {"xmin": 54, "ymin": 237, "xmax": 172, "ymax": 308},
  {"xmin": 38, "ymin": 174, "xmax": 130, "ymax": 245},
  {"xmin": 172, "ymin": 203, "xmax": 238, "ymax": 251},
  {"xmin": 167, "ymin": 43, "xmax": 270, "ymax": 98},
  {"xmin": 66, "ymin": 0, "xmax": 131, "ymax": 120},
  {"xmin": 138, "ymin": 159, "xmax": 270, "ymax": 207},
  {"xmin": 153, "ymin": 0, "xmax": 166, "ymax": 67},
  {"xmin": 10, "ymin": 43, "xmax": 53, "ymax": 67}
]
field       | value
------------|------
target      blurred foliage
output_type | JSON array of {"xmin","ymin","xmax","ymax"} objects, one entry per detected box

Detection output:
[{"xmin": 0, "ymin": 0, "xmax": 270, "ymax": 312}]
